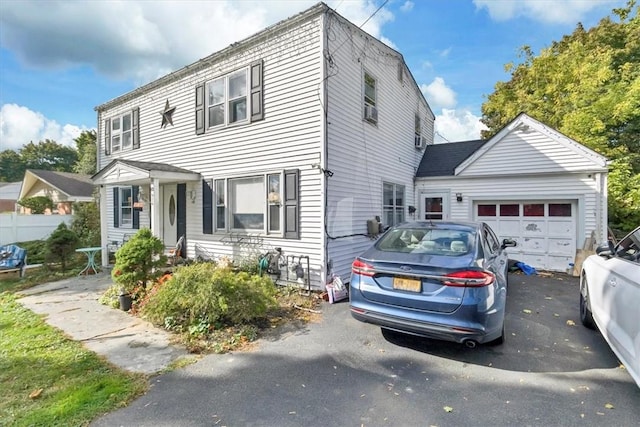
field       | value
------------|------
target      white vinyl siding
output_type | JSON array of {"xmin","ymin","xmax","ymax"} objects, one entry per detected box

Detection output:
[
  {"xmin": 97, "ymin": 10, "xmax": 325, "ymax": 287},
  {"xmin": 324, "ymin": 14, "xmax": 433, "ymax": 281}
]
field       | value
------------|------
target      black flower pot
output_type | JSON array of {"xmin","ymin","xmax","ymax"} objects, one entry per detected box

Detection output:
[{"xmin": 119, "ymin": 294, "xmax": 132, "ymax": 312}]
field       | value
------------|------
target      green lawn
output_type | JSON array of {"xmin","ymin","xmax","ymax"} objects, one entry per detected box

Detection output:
[{"xmin": 0, "ymin": 289, "xmax": 147, "ymax": 426}]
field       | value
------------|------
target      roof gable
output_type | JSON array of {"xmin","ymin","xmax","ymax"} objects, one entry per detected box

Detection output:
[
  {"xmin": 92, "ymin": 160, "xmax": 201, "ymax": 185},
  {"xmin": 455, "ymin": 113, "xmax": 608, "ymax": 176},
  {"xmin": 19, "ymin": 170, "xmax": 94, "ymax": 201}
]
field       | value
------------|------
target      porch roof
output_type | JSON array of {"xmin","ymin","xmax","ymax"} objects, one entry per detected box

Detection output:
[{"xmin": 92, "ymin": 159, "xmax": 201, "ymax": 186}]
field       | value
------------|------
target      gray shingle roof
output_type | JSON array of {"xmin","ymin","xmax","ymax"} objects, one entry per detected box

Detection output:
[
  {"xmin": 27, "ymin": 170, "xmax": 94, "ymax": 197},
  {"xmin": 416, "ymin": 140, "xmax": 488, "ymax": 177}
]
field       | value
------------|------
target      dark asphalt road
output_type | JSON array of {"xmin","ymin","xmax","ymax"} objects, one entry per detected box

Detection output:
[{"xmin": 92, "ymin": 273, "xmax": 640, "ymax": 426}]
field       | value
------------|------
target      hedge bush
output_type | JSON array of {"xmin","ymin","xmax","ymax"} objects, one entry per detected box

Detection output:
[{"xmin": 141, "ymin": 262, "xmax": 277, "ymax": 334}]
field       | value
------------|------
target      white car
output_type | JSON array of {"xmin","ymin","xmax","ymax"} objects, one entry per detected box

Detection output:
[{"xmin": 580, "ymin": 226, "xmax": 640, "ymax": 388}]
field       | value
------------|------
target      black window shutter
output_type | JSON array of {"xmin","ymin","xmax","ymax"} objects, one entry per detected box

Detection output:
[
  {"xmin": 284, "ymin": 169, "xmax": 299, "ymax": 239},
  {"xmin": 105, "ymin": 118, "xmax": 111, "ymax": 156},
  {"xmin": 202, "ymin": 179, "xmax": 213, "ymax": 234},
  {"xmin": 113, "ymin": 187, "xmax": 119, "ymax": 228},
  {"xmin": 132, "ymin": 185, "xmax": 140, "ymax": 229},
  {"xmin": 195, "ymin": 84, "xmax": 205, "ymax": 135},
  {"xmin": 250, "ymin": 59, "xmax": 264, "ymax": 122},
  {"xmin": 132, "ymin": 107, "xmax": 140, "ymax": 149}
]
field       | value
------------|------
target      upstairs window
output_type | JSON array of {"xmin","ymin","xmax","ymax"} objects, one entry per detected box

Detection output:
[
  {"xmin": 196, "ymin": 60, "xmax": 263, "ymax": 135},
  {"xmin": 104, "ymin": 108, "xmax": 139, "ymax": 155},
  {"xmin": 363, "ymin": 71, "xmax": 378, "ymax": 123},
  {"xmin": 207, "ymin": 69, "xmax": 248, "ymax": 128}
]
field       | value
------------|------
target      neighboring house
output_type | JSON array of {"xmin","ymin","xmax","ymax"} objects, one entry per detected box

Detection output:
[
  {"xmin": 92, "ymin": 2, "xmax": 435, "ymax": 289},
  {"xmin": 0, "ymin": 182, "xmax": 21, "ymax": 212},
  {"xmin": 18, "ymin": 169, "xmax": 94, "ymax": 214},
  {"xmin": 415, "ymin": 113, "xmax": 609, "ymax": 272}
]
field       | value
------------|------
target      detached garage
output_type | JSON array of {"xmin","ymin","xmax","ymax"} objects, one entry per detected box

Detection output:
[{"xmin": 414, "ymin": 113, "xmax": 609, "ymax": 273}]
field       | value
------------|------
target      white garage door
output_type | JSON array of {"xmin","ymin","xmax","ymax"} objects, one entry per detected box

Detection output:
[{"xmin": 475, "ymin": 201, "xmax": 576, "ymax": 272}]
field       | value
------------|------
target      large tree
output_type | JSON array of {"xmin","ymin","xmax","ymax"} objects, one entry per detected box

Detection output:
[
  {"xmin": 481, "ymin": 0, "xmax": 639, "ymax": 232},
  {"xmin": 19, "ymin": 139, "xmax": 78, "ymax": 172},
  {"xmin": 0, "ymin": 150, "xmax": 26, "ymax": 182},
  {"xmin": 73, "ymin": 130, "xmax": 97, "ymax": 175}
]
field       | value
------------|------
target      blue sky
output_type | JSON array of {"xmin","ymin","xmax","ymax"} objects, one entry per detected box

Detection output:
[{"xmin": 0, "ymin": 0, "xmax": 625, "ymax": 151}]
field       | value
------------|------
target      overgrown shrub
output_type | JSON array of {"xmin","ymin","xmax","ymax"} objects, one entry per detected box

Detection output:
[
  {"xmin": 15, "ymin": 240, "xmax": 47, "ymax": 265},
  {"xmin": 112, "ymin": 228, "xmax": 166, "ymax": 294},
  {"xmin": 141, "ymin": 262, "xmax": 277, "ymax": 333},
  {"xmin": 45, "ymin": 223, "xmax": 79, "ymax": 270}
]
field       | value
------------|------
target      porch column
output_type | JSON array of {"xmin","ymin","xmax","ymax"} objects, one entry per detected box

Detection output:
[
  {"xmin": 99, "ymin": 185, "xmax": 109, "ymax": 267},
  {"xmin": 150, "ymin": 178, "xmax": 162, "ymax": 239}
]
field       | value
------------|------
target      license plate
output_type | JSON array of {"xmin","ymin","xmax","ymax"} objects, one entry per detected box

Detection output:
[{"xmin": 393, "ymin": 277, "xmax": 421, "ymax": 292}]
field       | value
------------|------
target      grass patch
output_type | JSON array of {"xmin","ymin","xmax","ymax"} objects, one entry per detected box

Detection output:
[{"xmin": 0, "ymin": 292, "xmax": 147, "ymax": 426}]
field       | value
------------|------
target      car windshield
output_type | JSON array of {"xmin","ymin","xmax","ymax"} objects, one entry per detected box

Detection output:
[{"xmin": 377, "ymin": 227, "xmax": 474, "ymax": 256}]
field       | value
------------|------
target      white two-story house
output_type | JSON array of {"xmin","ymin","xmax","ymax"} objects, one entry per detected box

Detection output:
[{"xmin": 92, "ymin": 2, "xmax": 435, "ymax": 289}]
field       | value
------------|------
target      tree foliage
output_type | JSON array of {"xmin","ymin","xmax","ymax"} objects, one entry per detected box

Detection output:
[
  {"xmin": 481, "ymin": 1, "xmax": 640, "ymax": 231},
  {"xmin": 19, "ymin": 140, "xmax": 78, "ymax": 172},
  {"xmin": 46, "ymin": 222, "xmax": 80, "ymax": 271},
  {"xmin": 73, "ymin": 130, "xmax": 97, "ymax": 175},
  {"xmin": 0, "ymin": 150, "xmax": 25, "ymax": 182},
  {"xmin": 17, "ymin": 196, "xmax": 55, "ymax": 214},
  {"xmin": 112, "ymin": 229, "xmax": 167, "ymax": 294}
]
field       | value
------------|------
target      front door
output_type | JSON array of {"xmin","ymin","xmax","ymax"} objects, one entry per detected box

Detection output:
[
  {"xmin": 420, "ymin": 192, "xmax": 449, "ymax": 220},
  {"xmin": 163, "ymin": 185, "xmax": 178, "ymax": 247}
]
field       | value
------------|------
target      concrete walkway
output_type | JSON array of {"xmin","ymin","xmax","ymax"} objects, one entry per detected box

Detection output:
[{"xmin": 18, "ymin": 272, "xmax": 189, "ymax": 375}]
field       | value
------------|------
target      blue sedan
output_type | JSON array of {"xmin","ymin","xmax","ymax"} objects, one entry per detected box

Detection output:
[{"xmin": 349, "ymin": 221, "xmax": 516, "ymax": 347}]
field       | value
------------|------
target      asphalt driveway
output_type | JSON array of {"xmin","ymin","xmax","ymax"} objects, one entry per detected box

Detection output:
[{"xmin": 93, "ymin": 273, "xmax": 639, "ymax": 427}]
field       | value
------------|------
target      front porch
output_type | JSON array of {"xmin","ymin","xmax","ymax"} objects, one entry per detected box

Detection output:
[{"xmin": 92, "ymin": 159, "xmax": 201, "ymax": 268}]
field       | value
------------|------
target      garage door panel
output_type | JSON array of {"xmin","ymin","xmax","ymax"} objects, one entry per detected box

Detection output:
[
  {"xmin": 474, "ymin": 200, "xmax": 577, "ymax": 272},
  {"xmin": 520, "ymin": 237, "xmax": 546, "ymax": 253},
  {"xmin": 500, "ymin": 220, "xmax": 521, "ymax": 235},
  {"xmin": 523, "ymin": 221, "xmax": 546, "ymax": 235},
  {"xmin": 548, "ymin": 238, "xmax": 574, "ymax": 256},
  {"xmin": 548, "ymin": 221, "xmax": 573, "ymax": 235}
]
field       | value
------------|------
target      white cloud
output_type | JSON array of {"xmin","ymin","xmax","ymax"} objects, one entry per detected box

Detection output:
[
  {"xmin": 0, "ymin": 0, "xmax": 396, "ymax": 85},
  {"xmin": 473, "ymin": 0, "xmax": 618, "ymax": 24},
  {"xmin": 434, "ymin": 109, "xmax": 488, "ymax": 143},
  {"xmin": 400, "ymin": 1, "xmax": 414, "ymax": 13},
  {"xmin": 421, "ymin": 77, "xmax": 457, "ymax": 110},
  {"xmin": 0, "ymin": 104, "xmax": 84, "ymax": 151}
]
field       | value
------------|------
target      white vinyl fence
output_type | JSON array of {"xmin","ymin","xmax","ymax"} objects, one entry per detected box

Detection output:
[{"xmin": 0, "ymin": 213, "xmax": 73, "ymax": 246}]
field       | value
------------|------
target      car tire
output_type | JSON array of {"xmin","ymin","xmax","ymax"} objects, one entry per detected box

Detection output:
[
  {"xmin": 580, "ymin": 275, "xmax": 596, "ymax": 329},
  {"xmin": 488, "ymin": 323, "xmax": 505, "ymax": 346}
]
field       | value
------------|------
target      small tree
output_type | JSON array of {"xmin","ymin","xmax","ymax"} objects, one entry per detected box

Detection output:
[
  {"xmin": 18, "ymin": 196, "xmax": 55, "ymax": 214},
  {"xmin": 112, "ymin": 228, "xmax": 167, "ymax": 294},
  {"xmin": 46, "ymin": 222, "xmax": 80, "ymax": 271},
  {"xmin": 71, "ymin": 201, "xmax": 101, "ymax": 246}
]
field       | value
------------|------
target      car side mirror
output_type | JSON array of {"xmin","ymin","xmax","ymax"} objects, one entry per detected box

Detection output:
[
  {"xmin": 595, "ymin": 241, "xmax": 614, "ymax": 258},
  {"xmin": 501, "ymin": 238, "xmax": 517, "ymax": 249}
]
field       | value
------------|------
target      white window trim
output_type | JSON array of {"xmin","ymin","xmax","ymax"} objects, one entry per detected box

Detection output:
[
  {"xmin": 363, "ymin": 70, "xmax": 378, "ymax": 124},
  {"xmin": 383, "ymin": 182, "xmax": 405, "ymax": 227},
  {"xmin": 119, "ymin": 186, "xmax": 133, "ymax": 229},
  {"xmin": 110, "ymin": 112, "xmax": 132, "ymax": 153},
  {"xmin": 213, "ymin": 171, "xmax": 284, "ymax": 236},
  {"xmin": 206, "ymin": 67, "xmax": 250, "ymax": 129}
]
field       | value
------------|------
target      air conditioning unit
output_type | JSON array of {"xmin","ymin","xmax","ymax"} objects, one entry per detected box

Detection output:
[
  {"xmin": 414, "ymin": 135, "xmax": 425, "ymax": 149},
  {"xmin": 364, "ymin": 103, "xmax": 378, "ymax": 123}
]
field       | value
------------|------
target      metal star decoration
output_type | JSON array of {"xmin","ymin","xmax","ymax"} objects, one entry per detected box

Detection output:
[{"xmin": 160, "ymin": 99, "xmax": 176, "ymax": 128}]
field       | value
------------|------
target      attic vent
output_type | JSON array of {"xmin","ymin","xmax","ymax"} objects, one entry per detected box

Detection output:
[{"xmin": 364, "ymin": 103, "xmax": 378, "ymax": 123}]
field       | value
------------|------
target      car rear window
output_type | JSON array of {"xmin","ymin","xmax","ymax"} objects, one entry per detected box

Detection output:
[{"xmin": 377, "ymin": 227, "xmax": 474, "ymax": 256}]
